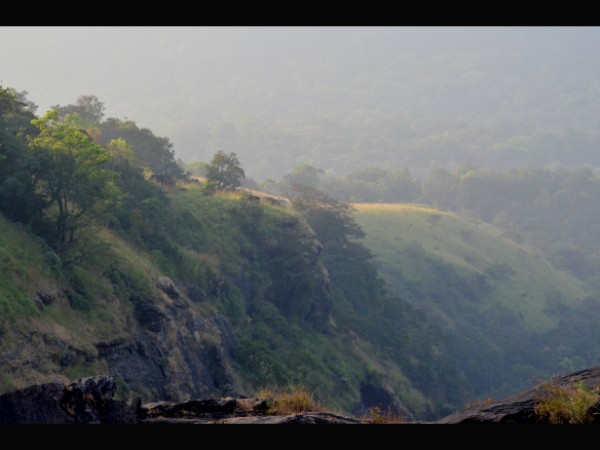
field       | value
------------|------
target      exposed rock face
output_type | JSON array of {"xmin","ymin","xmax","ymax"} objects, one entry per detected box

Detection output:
[
  {"xmin": 97, "ymin": 310, "xmax": 236, "ymax": 402},
  {"xmin": 438, "ymin": 366, "xmax": 600, "ymax": 424},
  {"xmin": 93, "ymin": 218, "xmax": 331, "ymax": 402},
  {"xmin": 0, "ymin": 209, "xmax": 334, "ymax": 408}
]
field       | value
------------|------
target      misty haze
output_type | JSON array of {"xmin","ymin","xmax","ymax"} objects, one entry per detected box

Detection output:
[{"xmin": 1, "ymin": 26, "xmax": 600, "ymax": 424}]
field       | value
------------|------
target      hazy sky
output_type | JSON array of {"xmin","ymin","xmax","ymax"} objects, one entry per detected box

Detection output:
[
  {"xmin": 3, "ymin": 26, "xmax": 596, "ymax": 120},
  {"xmin": 2, "ymin": 26, "xmax": 599, "ymax": 176}
]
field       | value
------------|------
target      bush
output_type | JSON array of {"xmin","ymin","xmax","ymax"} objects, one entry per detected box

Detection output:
[{"xmin": 535, "ymin": 381, "xmax": 599, "ymax": 424}]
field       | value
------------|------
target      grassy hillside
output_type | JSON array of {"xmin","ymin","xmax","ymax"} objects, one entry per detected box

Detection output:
[
  {"xmin": 0, "ymin": 187, "xmax": 466, "ymax": 419},
  {"xmin": 354, "ymin": 203, "xmax": 598, "ymax": 399}
]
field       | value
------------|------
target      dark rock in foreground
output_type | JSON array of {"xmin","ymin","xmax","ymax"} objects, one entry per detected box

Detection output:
[
  {"xmin": 0, "ymin": 376, "xmax": 140, "ymax": 424},
  {"xmin": 144, "ymin": 412, "xmax": 360, "ymax": 425},
  {"xmin": 216, "ymin": 412, "xmax": 360, "ymax": 424},
  {"xmin": 141, "ymin": 396, "xmax": 360, "ymax": 424},
  {"xmin": 438, "ymin": 367, "xmax": 600, "ymax": 424},
  {"xmin": 0, "ymin": 375, "xmax": 360, "ymax": 424},
  {"xmin": 10, "ymin": 367, "xmax": 600, "ymax": 424}
]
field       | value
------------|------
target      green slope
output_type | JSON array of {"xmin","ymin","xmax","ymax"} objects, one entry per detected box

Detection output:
[
  {"xmin": 0, "ymin": 189, "xmax": 464, "ymax": 419},
  {"xmin": 354, "ymin": 203, "xmax": 597, "ymax": 399}
]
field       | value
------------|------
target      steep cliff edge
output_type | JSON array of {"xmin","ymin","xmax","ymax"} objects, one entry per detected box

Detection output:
[
  {"xmin": 0, "ymin": 187, "xmax": 459, "ymax": 419},
  {"xmin": 0, "ymin": 192, "xmax": 331, "ymax": 402}
]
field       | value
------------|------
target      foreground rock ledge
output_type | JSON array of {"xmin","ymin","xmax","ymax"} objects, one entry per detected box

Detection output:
[
  {"xmin": 0, "ymin": 376, "xmax": 360, "ymax": 424},
  {"xmin": 438, "ymin": 366, "xmax": 600, "ymax": 424},
  {"xmin": 5, "ymin": 367, "xmax": 600, "ymax": 424}
]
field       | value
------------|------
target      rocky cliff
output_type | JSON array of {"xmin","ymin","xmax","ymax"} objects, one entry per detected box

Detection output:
[
  {"xmin": 0, "ymin": 189, "xmax": 466, "ymax": 420},
  {"xmin": 0, "ymin": 199, "xmax": 335, "ymax": 405}
]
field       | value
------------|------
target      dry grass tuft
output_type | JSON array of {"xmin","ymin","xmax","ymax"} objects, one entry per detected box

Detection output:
[
  {"xmin": 362, "ymin": 406, "xmax": 404, "ymax": 424},
  {"xmin": 535, "ymin": 381, "xmax": 599, "ymax": 424},
  {"xmin": 257, "ymin": 385, "xmax": 320, "ymax": 415}
]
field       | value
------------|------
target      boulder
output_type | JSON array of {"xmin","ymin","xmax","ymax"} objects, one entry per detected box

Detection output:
[
  {"xmin": 0, "ymin": 382, "xmax": 70, "ymax": 424},
  {"xmin": 0, "ymin": 376, "xmax": 140, "ymax": 424}
]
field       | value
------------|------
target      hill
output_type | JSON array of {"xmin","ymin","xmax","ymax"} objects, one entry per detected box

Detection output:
[
  {"xmin": 354, "ymin": 203, "xmax": 600, "ymax": 400},
  {"xmin": 0, "ymin": 187, "xmax": 469, "ymax": 420},
  {"xmin": 0, "ymin": 84, "xmax": 471, "ymax": 420}
]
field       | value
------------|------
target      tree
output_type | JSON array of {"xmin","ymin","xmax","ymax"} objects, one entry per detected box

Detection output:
[
  {"xmin": 205, "ymin": 150, "xmax": 245, "ymax": 191},
  {"xmin": 29, "ymin": 110, "xmax": 120, "ymax": 255},
  {"xmin": 52, "ymin": 95, "xmax": 105, "ymax": 126},
  {"xmin": 185, "ymin": 160, "xmax": 209, "ymax": 177},
  {"xmin": 280, "ymin": 164, "xmax": 324, "ymax": 190},
  {"xmin": 98, "ymin": 117, "xmax": 184, "ymax": 180},
  {"xmin": 290, "ymin": 184, "xmax": 367, "ymax": 258}
]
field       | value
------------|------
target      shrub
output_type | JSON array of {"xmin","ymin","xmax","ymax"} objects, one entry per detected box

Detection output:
[{"xmin": 535, "ymin": 381, "xmax": 599, "ymax": 424}]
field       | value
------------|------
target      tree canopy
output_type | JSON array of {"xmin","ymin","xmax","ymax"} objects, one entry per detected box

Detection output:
[
  {"xmin": 205, "ymin": 150, "xmax": 245, "ymax": 191},
  {"xmin": 52, "ymin": 95, "xmax": 105, "ymax": 126},
  {"xmin": 28, "ymin": 110, "xmax": 121, "ymax": 255}
]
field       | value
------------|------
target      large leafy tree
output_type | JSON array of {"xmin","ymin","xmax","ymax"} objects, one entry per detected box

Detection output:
[
  {"xmin": 205, "ymin": 150, "xmax": 245, "ymax": 191},
  {"xmin": 29, "ymin": 110, "xmax": 120, "ymax": 255},
  {"xmin": 290, "ymin": 183, "xmax": 365, "ymax": 254}
]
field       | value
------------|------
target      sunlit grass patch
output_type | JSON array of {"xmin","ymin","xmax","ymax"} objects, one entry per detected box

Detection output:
[{"xmin": 535, "ymin": 381, "xmax": 599, "ymax": 424}]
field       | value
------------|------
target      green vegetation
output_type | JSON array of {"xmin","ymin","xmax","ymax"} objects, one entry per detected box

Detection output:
[
  {"xmin": 5, "ymin": 82, "xmax": 600, "ymax": 421},
  {"xmin": 535, "ymin": 381, "xmax": 599, "ymax": 424},
  {"xmin": 0, "ymin": 87, "xmax": 466, "ymax": 418},
  {"xmin": 354, "ymin": 203, "xmax": 597, "ymax": 400},
  {"xmin": 29, "ymin": 110, "xmax": 120, "ymax": 256},
  {"xmin": 205, "ymin": 150, "xmax": 245, "ymax": 191},
  {"xmin": 268, "ymin": 164, "xmax": 600, "ymax": 295},
  {"xmin": 0, "ymin": 183, "xmax": 461, "ymax": 417}
]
